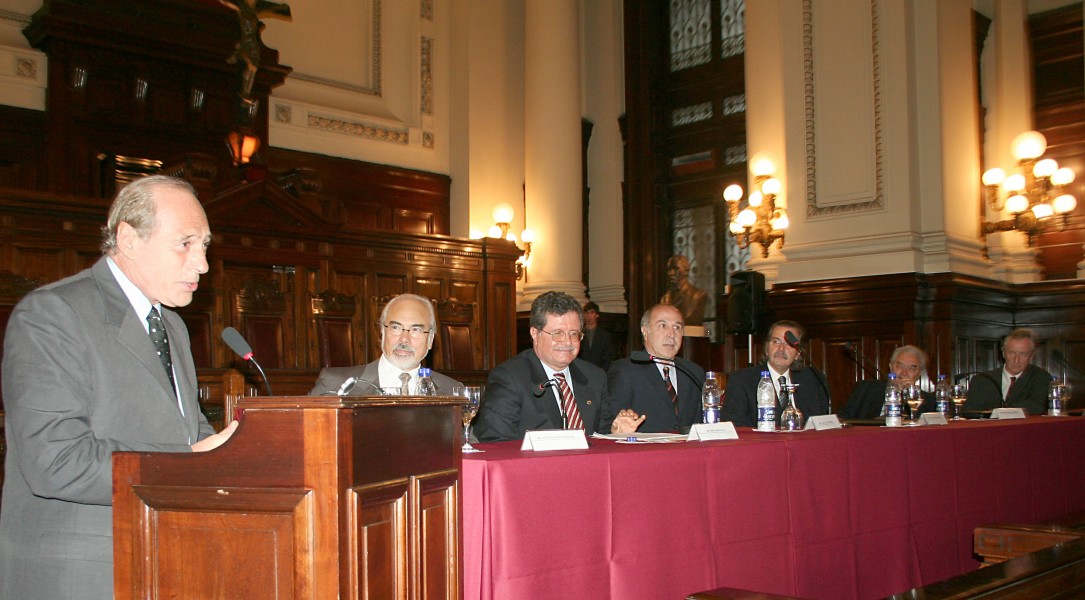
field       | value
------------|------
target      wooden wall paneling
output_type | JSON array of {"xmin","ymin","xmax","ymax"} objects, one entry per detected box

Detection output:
[
  {"xmin": 309, "ymin": 290, "xmax": 360, "ymax": 369},
  {"xmin": 268, "ymin": 147, "xmax": 452, "ymax": 236}
]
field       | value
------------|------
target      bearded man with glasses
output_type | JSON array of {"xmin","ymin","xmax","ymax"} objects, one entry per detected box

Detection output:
[
  {"xmin": 474, "ymin": 291, "xmax": 610, "ymax": 442},
  {"xmin": 308, "ymin": 293, "xmax": 463, "ymax": 396}
]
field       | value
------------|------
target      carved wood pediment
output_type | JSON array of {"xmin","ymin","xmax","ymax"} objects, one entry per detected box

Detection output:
[{"xmin": 203, "ymin": 177, "xmax": 335, "ymax": 231}]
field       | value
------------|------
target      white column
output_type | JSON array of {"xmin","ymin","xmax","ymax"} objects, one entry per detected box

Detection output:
[
  {"xmin": 581, "ymin": 0, "xmax": 627, "ymax": 314},
  {"xmin": 521, "ymin": 0, "xmax": 585, "ymax": 307}
]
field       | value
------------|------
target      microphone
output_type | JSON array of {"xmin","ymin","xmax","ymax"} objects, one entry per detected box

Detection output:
[
  {"xmin": 630, "ymin": 350, "xmax": 704, "ymax": 391},
  {"xmin": 533, "ymin": 379, "xmax": 558, "ymax": 397},
  {"xmin": 954, "ymin": 371, "xmax": 984, "ymax": 384},
  {"xmin": 843, "ymin": 341, "xmax": 881, "ymax": 379},
  {"xmin": 784, "ymin": 330, "xmax": 802, "ymax": 349},
  {"xmin": 221, "ymin": 327, "xmax": 273, "ymax": 396},
  {"xmin": 783, "ymin": 331, "xmax": 832, "ymax": 414},
  {"xmin": 328, "ymin": 377, "xmax": 384, "ymax": 396},
  {"xmin": 532, "ymin": 379, "xmax": 567, "ymax": 427}
]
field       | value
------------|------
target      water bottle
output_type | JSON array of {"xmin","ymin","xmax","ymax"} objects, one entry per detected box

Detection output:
[
  {"xmin": 756, "ymin": 371, "xmax": 776, "ymax": 431},
  {"xmin": 1048, "ymin": 376, "xmax": 1064, "ymax": 417},
  {"xmin": 416, "ymin": 367, "xmax": 438, "ymax": 396},
  {"xmin": 884, "ymin": 373, "xmax": 902, "ymax": 427},
  {"xmin": 779, "ymin": 384, "xmax": 804, "ymax": 430},
  {"xmin": 934, "ymin": 374, "xmax": 951, "ymax": 416},
  {"xmin": 702, "ymin": 371, "xmax": 721, "ymax": 424}
]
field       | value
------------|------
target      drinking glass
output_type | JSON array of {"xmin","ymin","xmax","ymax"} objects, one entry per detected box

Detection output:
[
  {"xmin": 461, "ymin": 386, "xmax": 482, "ymax": 453},
  {"xmin": 951, "ymin": 383, "xmax": 968, "ymax": 420},
  {"xmin": 903, "ymin": 384, "xmax": 923, "ymax": 425}
]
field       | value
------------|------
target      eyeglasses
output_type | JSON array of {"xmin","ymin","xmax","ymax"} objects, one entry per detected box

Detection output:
[
  {"xmin": 384, "ymin": 323, "xmax": 431, "ymax": 338},
  {"xmin": 891, "ymin": 361, "xmax": 921, "ymax": 373},
  {"xmin": 539, "ymin": 329, "xmax": 583, "ymax": 342}
]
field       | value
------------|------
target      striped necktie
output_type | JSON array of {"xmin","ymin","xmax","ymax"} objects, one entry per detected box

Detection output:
[
  {"xmin": 663, "ymin": 365, "xmax": 678, "ymax": 414},
  {"xmin": 553, "ymin": 372, "xmax": 583, "ymax": 430}
]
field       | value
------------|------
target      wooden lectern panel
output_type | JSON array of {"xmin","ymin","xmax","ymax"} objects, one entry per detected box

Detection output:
[{"xmin": 114, "ymin": 395, "xmax": 463, "ymax": 600}]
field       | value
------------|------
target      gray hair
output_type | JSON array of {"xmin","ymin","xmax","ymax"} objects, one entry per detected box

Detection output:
[
  {"xmin": 100, "ymin": 175, "xmax": 197, "ymax": 255},
  {"xmin": 1003, "ymin": 328, "xmax": 1037, "ymax": 349},
  {"xmin": 529, "ymin": 291, "xmax": 582, "ymax": 330},
  {"xmin": 890, "ymin": 345, "xmax": 928, "ymax": 369},
  {"xmin": 380, "ymin": 293, "xmax": 437, "ymax": 331}
]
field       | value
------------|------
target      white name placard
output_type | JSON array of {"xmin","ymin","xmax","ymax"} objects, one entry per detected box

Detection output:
[
  {"xmin": 686, "ymin": 421, "xmax": 739, "ymax": 441},
  {"xmin": 804, "ymin": 415, "xmax": 843, "ymax": 430},
  {"xmin": 521, "ymin": 429, "xmax": 589, "ymax": 451},
  {"xmin": 990, "ymin": 408, "xmax": 1027, "ymax": 420},
  {"xmin": 919, "ymin": 413, "xmax": 949, "ymax": 426}
]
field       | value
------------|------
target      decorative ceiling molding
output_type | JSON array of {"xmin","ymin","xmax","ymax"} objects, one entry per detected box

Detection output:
[{"xmin": 803, "ymin": 0, "xmax": 885, "ymax": 218}]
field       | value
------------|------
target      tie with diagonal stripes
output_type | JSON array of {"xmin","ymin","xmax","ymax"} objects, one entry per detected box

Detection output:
[
  {"xmin": 553, "ymin": 372, "xmax": 583, "ymax": 430},
  {"xmin": 663, "ymin": 365, "xmax": 678, "ymax": 414},
  {"xmin": 146, "ymin": 307, "xmax": 176, "ymax": 396}
]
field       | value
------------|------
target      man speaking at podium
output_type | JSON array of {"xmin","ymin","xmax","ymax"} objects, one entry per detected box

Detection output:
[
  {"xmin": 0, "ymin": 176, "xmax": 236, "ymax": 600},
  {"xmin": 309, "ymin": 293, "xmax": 462, "ymax": 396}
]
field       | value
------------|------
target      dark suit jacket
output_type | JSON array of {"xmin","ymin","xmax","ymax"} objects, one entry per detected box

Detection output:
[
  {"xmin": 308, "ymin": 360, "xmax": 463, "ymax": 396},
  {"xmin": 840, "ymin": 379, "xmax": 936, "ymax": 419},
  {"xmin": 0, "ymin": 257, "xmax": 214, "ymax": 600},
  {"xmin": 720, "ymin": 364, "xmax": 831, "ymax": 428},
  {"xmin": 474, "ymin": 349, "xmax": 609, "ymax": 442},
  {"xmin": 579, "ymin": 326, "xmax": 619, "ymax": 371},
  {"xmin": 963, "ymin": 364, "xmax": 1052, "ymax": 415},
  {"xmin": 606, "ymin": 357, "xmax": 706, "ymax": 432}
]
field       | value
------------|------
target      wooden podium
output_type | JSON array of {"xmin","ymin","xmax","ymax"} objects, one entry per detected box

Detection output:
[{"xmin": 113, "ymin": 395, "xmax": 464, "ymax": 599}]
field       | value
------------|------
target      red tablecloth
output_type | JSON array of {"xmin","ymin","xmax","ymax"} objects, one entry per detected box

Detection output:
[{"xmin": 462, "ymin": 417, "xmax": 1085, "ymax": 600}]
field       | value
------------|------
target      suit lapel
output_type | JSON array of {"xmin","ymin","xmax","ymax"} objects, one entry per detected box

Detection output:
[
  {"xmin": 92, "ymin": 258, "xmax": 188, "ymax": 420},
  {"xmin": 526, "ymin": 352, "xmax": 564, "ymax": 426}
]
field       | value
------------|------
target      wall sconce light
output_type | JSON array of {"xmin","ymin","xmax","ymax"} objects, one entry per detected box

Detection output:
[
  {"xmin": 226, "ymin": 127, "xmax": 261, "ymax": 166},
  {"xmin": 723, "ymin": 154, "xmax": 789, "ymax": 258},
  {"xmin": 981, "ymin": 130, "xmax": 1076, "ymax": 246},
  {"xmin": 488, "ymin": 203, "xmax": 534, "ymax": 280}
]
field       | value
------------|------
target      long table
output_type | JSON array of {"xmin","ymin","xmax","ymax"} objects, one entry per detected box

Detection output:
[{"xmin": 462, "ymin": 417, "xmax": 1085, "ymax": 600}]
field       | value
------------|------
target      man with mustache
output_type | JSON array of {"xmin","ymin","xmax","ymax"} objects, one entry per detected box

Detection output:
[
  {"xmin": 309, "ymin": 293, "xmax": 462, "ymax": 396},
  {"xmin": 720, "ymin": 319, "xmax": 831, "ymax": 427},
  {"xmin": 474, "ymin": 291, "xmax": 609, "ymax": 442},
  {"xmin": 605, "ymin": 303, "xmax": 706, "ymax": 433}
]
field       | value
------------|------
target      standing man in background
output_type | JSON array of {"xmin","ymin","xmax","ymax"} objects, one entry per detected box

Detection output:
[
  {"xmin": 964, "ymin": 328, "xmax": 1052, "ymax": 415},
  {"xmin": 578, "ymin": 301, "xmax": 618, "ymax": 371},
  {"xmin": 309, "ymin": 293, "xmax": 462, "ymax": 396},
  {"xmin": 0, "ymin": 175, "xmax": 236, "ymax": 600}
]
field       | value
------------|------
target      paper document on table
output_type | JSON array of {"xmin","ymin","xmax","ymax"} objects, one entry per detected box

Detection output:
[{"xmin": 593, "ymin": 432, "xmax": 688, "ymax": 443}]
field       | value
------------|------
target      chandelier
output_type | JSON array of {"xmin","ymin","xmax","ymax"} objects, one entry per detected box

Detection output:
[
  {"xmin": 981, "ymin": 130, "xmax": 1076, "ymax": 246},
  {"xmin": 724, "ymin": 154, "xmax": 789, "ymax": 258}
]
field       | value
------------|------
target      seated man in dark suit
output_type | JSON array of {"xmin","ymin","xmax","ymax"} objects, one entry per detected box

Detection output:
[
  {"xmin": 605, "ymin": 303, "xmax": 706, "ymax": 433},
  {"xmin": 474, "ymin": 291, "xmax": 610, "ymax": 442},
  {"xmin": 963, "ymin": 328, "xmax": 1052, "ymax": 415},
  {"xmin": 720, "ymin": 319, "xmax": 831, "ymax": 427},
  {"xmin": 578, "ymin": 301, "xmax": 619, "ymax": 371},
  {"xmin": 308, "ymin": 293, "xmax": 462, "ymax": 396},
  {"xmin": 841, "ymin": 345, "xmax": 934, "ymax": 419}
]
